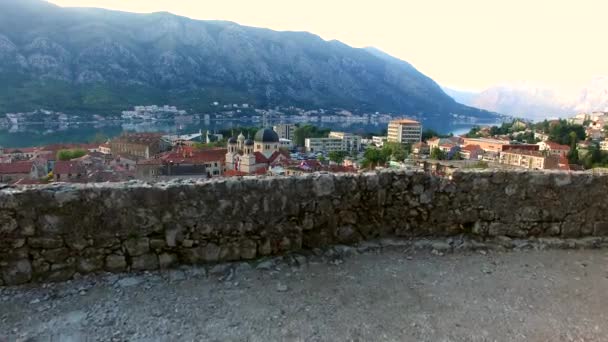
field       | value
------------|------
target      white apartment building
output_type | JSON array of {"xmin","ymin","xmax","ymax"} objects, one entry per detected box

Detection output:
[
  {"xmin": 273, "ymin": 124, "xmax": 296, "ymax": 140},
  {"xmin": 387, "ymin": 119, "xmax": 422, "ymax": 144},
  {"xmin": 305, "ymin": 137, "xmax": 344, "ymax": 153},
  {"xmin": 279, "ymin": 138, "xmax": 293, "ymax": 149},
  {"xmin": 372, "ymin": 136, "xmax": 388, "ymax": 147},
  {"xmin": 305, "ymin": 131, "xmax": 362, "ymax": 153},
  {"xmin": 328, "ymin": 132, "xmax": 361, "ymax": 152}
]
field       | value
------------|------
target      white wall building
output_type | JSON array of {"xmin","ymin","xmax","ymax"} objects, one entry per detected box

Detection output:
[{"xmin": 305, "ymin": 132, "xmax": 362, "ymax": 153}]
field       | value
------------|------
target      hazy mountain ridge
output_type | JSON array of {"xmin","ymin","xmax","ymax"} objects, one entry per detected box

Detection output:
[
  {"xmin": 0, "ymin": 0, "xmax": 498, "ymax": 120},
  {"xmin": 444, "ymin": 77, "xmax": 608, "ymax": 120}
]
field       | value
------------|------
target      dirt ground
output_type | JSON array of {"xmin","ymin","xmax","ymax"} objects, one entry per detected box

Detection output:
[{"xmin": 2, "ymin": 243, "xmax": 608, "ymax": 341}]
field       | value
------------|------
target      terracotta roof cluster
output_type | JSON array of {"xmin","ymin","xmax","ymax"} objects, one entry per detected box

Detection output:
[
  {"xmin": 461, "ymin": 144, "xmax": 482, "ymax": 152},
  {"xmin": 111, "ymin": 133, "xmax": 163, "ymax": 145},
  {"xmin": 53, "ymin": 161, "xmax": 86, "ymax": 175},
  {"xmin": 137, "ymin": 148, "xmax": 227, "ymax": 166},
  {"xmin": 0, "ymin": 161, "xmax": 33, "ymax": 174},
  {"xmin": 545, "ymin": 141, "xmax": 571, "ymax": 151},
  {"xmin": 253, "ymin": 150, "xmax": 289, "ymax": 165},
  {"xmin": 4, "ymin": 147, "xmax": 37, "ymax": 154},
  {"xmin": 163, "ymin": 148, "xmax": 227, "ymax": 164}
]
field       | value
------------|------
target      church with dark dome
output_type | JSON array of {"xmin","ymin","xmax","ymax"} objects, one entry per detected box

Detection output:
[{"xmin": 225, "ymin": 128, "xmax": 289, "ymax": 175}]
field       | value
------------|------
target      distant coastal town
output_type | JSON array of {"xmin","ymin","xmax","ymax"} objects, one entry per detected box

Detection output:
[{"xmin": 1, "ymin": 110, "xmax": 608, "ymax": 185}]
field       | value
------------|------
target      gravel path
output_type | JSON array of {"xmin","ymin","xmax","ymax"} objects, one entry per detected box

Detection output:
[{"xmin": 2, "ymin": 242, "xmax": 608, "ymax": 341}]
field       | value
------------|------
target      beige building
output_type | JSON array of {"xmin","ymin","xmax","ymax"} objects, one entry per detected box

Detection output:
[
  {"xmin": 387, "ymin": 119, "xmax": 422, "ymax": 144},
  {"xmin": 499, "ymin": 150, "xmax": 559, "ymax": 170},
  {"xmin": 110, "ymin": 133, "xmax": 167, "ymax": 159}
]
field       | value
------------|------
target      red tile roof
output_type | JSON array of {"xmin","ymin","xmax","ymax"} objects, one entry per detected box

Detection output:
[
  {"xmin": 53, "ymin": 161, "xmax": 86, "ymax": 175},
  {"xmin": 254, "ymin": 152, "xmax": 268, "ymax": 164},
  {"xmin": 4, "ymin": 147, "xmax": 38, "ymax": 154},
  {"xmin": 0, "ymin": 162, "xmax": 32, "ymax": 174},
  {"xmin": 224, "ymin": 170, "xmax": 248, "ymax": 177},
  {"xmin": 545, "ymin": 141, "xmax": 571, "ymax": 151},
  {"xmin": 461, "ymin": 144, "xmax": 482, "ymax": 152},
  {"xmin": 162, "ymin": 148, "xmax": 227, "ymax": 164}
]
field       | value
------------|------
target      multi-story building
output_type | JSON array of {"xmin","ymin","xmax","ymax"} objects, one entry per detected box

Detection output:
[
  {"xmin": 460, "ymin": 145, "xmax": 483, "ymax": 160},
  {"xmin": 305, "ymin": 137, "xmax": 344, "ymax": 153},
  {"xmin": 499, "ymin": 150, "xmax": 559, "ymax": 170},
  {"xmin": 387, "ymin": 119, "xmax": 422, "ymax": 144},
  {"xmin": 109, "ymin": 133, "xmax": 168, "ymax": 159},
  {"xmin": 136, "ymin": 147, "xmax": 227, "ymax": 180},
  {"xmin": 537, "ymin": 141, "xmax": 571, "ymax": 157},
  {"xmin": 305, "ymin": 132, "xmax": 362, "ymax": 153},
  {"xmin": 372, "ymin": 136, "xmax": 387, "ymax": 147},
  {"xmin": 328, "ymin": 132, "xmax": 361, "ymax": 152},
  {"xmin": 273, "ymin": 124, "xmax": 296, "ymax": 140}
]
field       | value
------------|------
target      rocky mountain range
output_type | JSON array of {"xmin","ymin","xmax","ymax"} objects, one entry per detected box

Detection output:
[
  {"xmin": 444, "ymin": 77, "xmax": 608, "ymax": 120},
  {"xmin": 0, "ymin": 0, "xmax": 499, "ymax": 121}
]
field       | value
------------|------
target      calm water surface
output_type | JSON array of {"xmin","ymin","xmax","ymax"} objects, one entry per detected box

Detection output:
[{"xmin": 0, "ymin": 117, "xmax": 500, "ymax": 148}]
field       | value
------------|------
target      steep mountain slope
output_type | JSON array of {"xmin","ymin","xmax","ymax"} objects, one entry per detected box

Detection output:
[{"xmin": 0, "ymin": 0, "xmax": 498, "ymax": 119}]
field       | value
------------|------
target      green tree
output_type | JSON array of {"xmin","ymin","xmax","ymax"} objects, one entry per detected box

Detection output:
[
  {"xmin": 548, "ymin": 120, "xmax": 585, "ymax": 145},
  {"xmin": 382, "ymin": 142, "xmax": 408, "ymax": 162},
  {"xmin": 450, "ymin": 151, "xmax": 462, "ymax": 160},
  {"xmin": 56, "ymin": 149, "xmax": 87, "ymax": 161},
  {"xmin": 362, "ymin": 148, "xmax": 387, "ymax": 169},
  {"xmin": 422, "ymin": 129, "xmax": 451, "ymax": 140},
  {"xmin": 293, "ymin": 124, "xmax": 331, "ymax": 146},
  {"xmin": 328, "ymin": 151, "xmax": 347, "ymax": 164},
  {"xmin": 430, "ymin": 147, "xmax": 446, "ymax": 160}
]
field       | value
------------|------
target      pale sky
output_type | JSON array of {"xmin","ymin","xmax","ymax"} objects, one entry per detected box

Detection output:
[{"xmin": 46, "ymin": 0, "xmax": 608, "ymax": 91}]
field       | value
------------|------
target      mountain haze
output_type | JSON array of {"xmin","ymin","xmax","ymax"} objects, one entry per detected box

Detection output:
[
  {"xmin": 0, "ymin": 0, "xmax": 498, "ymax": 120},
  {"xmin": 444, "ymin": 77, "xmax": 608, "ymax": 120}
]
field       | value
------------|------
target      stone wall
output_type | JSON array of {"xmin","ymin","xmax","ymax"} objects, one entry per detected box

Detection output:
[{"xmin": 2, "ymin": 170, "xmax": 607, "ymax": 285}]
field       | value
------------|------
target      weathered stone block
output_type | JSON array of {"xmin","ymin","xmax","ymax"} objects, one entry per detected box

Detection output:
[
  {"xmin": 1, "ymin": 259, "xmax": 32, "ymax": 285},
  {"xmin": 150, "ymin": 239, "xmax": 166, "ymax": 250},
  {"xmin": 65, "ymin": 236, "xmax": 89, "ymax": 251},
  {"xmin": 258, "ymin": 239, "xmax": 272, "ymax": 256},
  {"xmin": 239, "ymin": 239, "xmax": 257, "ymax": 260},
  {"xmin": 77, "ymin": 256, "xmax": 104, "ymax": 273},
  {"xmin": 131, "ymin": 253, "xmax": 159, "ymax": 271},
  {"xmin": 219, "ymin": 243, "xmax": 240, "ymax": 261},
  {"xmin": 105, "ymin": 254, "xmax": 127, "ymax": 272},
  {"xmin": 165, "ymin": 226, "xmax": 184, "ymax": 247},
  {"xmin": 0, "ymin": 212, "xmax": 17, "ymax": 234},
  {"xmin": 593, "ymin": 221, "xmax": 608, "ymax": 236},
  {"xmin": 29, "ymin": 237, "xmax": 63, "ymax": 249},
  {"xmin": 159, "ymin": 253, "xmax": 178, "ymax": 269},
  {"xmin": 41, "ymin": 248, "xmax": 70, "ymax": 263},
  {"xmin": 336, "ymin": 226, "xmax": 360, "ymax": 244},
  {"xmin": 125, "ymin": 238, "xmax": 150, "ymax": 257},
  {"xmin": 201, "ymin": 243, "xmax": 220, "ymax": 262}
]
